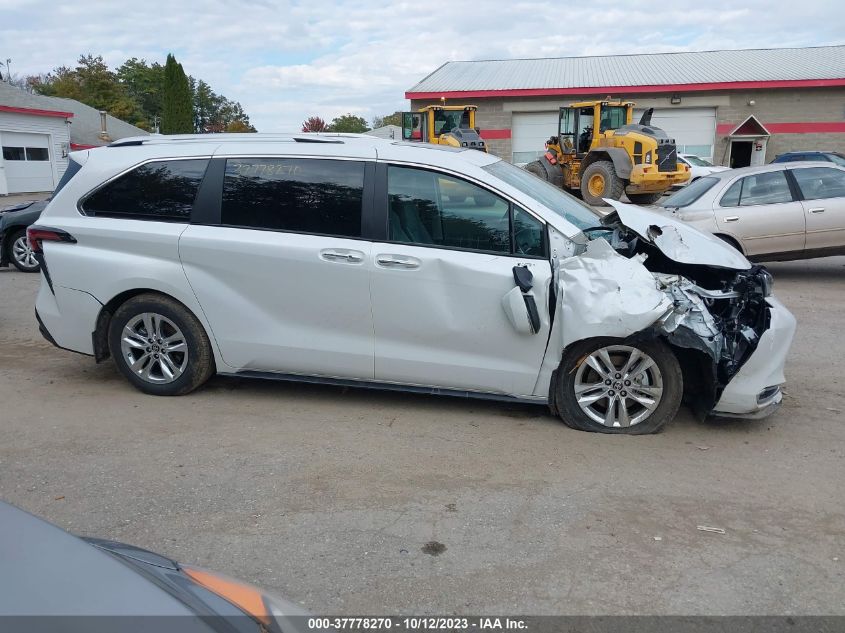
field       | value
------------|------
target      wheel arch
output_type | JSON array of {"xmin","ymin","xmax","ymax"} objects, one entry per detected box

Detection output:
[
  {"xmin": 714, "ymin": 233, "xmax": 745, "ymax": 255},
  {"xmin": 551, "ymin": 334, "xmax": 719, "ymax": 418},
  {"xmin": 93, "ymin": 288, "xmax": 217, "ymax": 365},
  {"xmin": 1, "ymin": 224, "xmax": 27, "ymax": 266},
  {"xmin": 581, "ymin": 148, "xmax": 633, "ymax": 180}
]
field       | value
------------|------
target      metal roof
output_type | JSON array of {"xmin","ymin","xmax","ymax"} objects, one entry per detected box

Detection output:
[
  {"xmin": 407, "ymin": 45, "xmax": 845, "ymax": 97},
  {"xmin": 0, "ymin": 81, "xmax": 148, "ymax": 146}
]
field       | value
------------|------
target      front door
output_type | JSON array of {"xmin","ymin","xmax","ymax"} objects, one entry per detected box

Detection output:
[
  {"xmin": 370, "ymin": 164, "xmax": 552, "ymax": 397},
  {"xmin": 789, "ymin": 165, "xmax": 845, "ymax": 252},
  {"xmin": 715, "ymin": 169, "xmax": 805, "ymax": 257},
  {"xmin": 730, "ymin": 140, "xmax": 753, "ymax": 168},
  {"xmin": 179, "ymin": 156, "xmax": 375, "ymax": 379}
]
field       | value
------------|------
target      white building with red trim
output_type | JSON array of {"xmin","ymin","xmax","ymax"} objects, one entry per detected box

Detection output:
[
  {"xmin": 406, "ymin": 45, "xmax": 845, "ymax": 167},
  {"xmin": 0, "ymin": 81, "xmax": 146, "ymax": 194}
]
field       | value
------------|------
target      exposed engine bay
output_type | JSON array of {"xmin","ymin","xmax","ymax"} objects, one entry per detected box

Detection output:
[{"xmin": 556, "ymin": 201, "xmax": 774, "ymax": 414}]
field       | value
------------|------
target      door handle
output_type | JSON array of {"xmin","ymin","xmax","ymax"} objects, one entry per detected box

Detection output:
[
  {"xmin": 808, "ymin": 207, "xmax": 825, "ymax": 214},
  {"xmin": 723, "ymin": 216, "xmax": 739, "ymax": 222},
  {"xmin": 376, "ymin": 254, "xmax": 420, "ymax": 269},
  {"xmin": 320, "ymin": 249, "xmax": 364, "ymax": 264}
]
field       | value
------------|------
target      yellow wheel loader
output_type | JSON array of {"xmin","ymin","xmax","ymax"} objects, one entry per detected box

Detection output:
[
  {"xmin": 525, "ymin": 100, "xmax": 690, "ymax": 206},
  {"xmin": 401, "ymin": 105, "xmax": 487, "ymax": 152}
]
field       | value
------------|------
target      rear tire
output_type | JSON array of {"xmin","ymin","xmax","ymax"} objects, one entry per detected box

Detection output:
[
  {"xmin": 108, "ymin": 293, "xmax": 215, "ymax": 396},
  {"xmin": 626, "ymin": 192, "xmax": 664, "ymax": 205},
  {"xmin": 554, "ymin": 337, "xmax": 683, "ymax": 434},
  {"xmin": 581, "ymin": 160, "xmax": 624, "ymax": 206},
  {"xmin": 8, "ymin": 229, "xmax": 40, "ymax": 272}
]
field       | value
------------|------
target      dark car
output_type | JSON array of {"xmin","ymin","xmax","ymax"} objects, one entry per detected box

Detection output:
[
  {"xmin": 771, "ymin": 151, "xmax": 845, "ymax": 167},
  {"xmin": 0, "ymin": 501, "xmax": 308, "ymax": 633},
  {"xmin": 0, "ymin": 199, "xmax": 48, "ymax": 272}
]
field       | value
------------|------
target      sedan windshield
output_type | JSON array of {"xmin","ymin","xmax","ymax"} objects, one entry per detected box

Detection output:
[
  {"xmin": 660, "ymin": 176, "xmax": 719, "ymax": 208},
  {"xmin": 483, "ymin": 160, "xmax": 598, "ymax": 231},
  {"xmin": 683, "ymin": 155, "xmax": 713, "ymax": 167}
]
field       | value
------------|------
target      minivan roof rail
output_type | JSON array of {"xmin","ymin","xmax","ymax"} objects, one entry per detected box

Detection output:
[{"xmin": 107, "ymin": 133, "xmax": 376, "ymax": 148}]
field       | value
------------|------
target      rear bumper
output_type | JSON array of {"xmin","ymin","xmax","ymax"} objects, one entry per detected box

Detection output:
[
  {"xmin": 710, "ymin": 296, "xmax": 796, "ymax": 419},
  {"xmin": 34, "ymin": 281, "xmax": 101, "ymax": 356}
]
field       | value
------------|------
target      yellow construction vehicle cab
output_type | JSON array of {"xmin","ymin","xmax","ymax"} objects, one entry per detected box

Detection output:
[
  {"xmin": 526, "ymin": 100, "xmax": 689, "ymax": 205},
  {"xmin": 401, "ymin": 105, "xmax": 487, "ymax": 152}
]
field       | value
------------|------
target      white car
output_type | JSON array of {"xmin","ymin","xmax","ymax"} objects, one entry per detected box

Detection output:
[
  {"xmin": 30, "ymin": 133, "xmax": 795, "ymax": 434},
  {"xmin": 678, "ymin": 154, "xmax": 731, "ymax": 183}
]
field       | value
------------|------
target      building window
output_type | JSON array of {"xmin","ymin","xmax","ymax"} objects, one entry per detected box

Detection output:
[
  {"xmin": 25, "ymin": 147, "xmax": 50, "ymax": 161},
  {"xmin": 2, "ymin": 146, "xmax": 26, "ymax": 161}
]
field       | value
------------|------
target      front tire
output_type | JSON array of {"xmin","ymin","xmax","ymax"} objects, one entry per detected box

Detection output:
[
  {"xmin": 554, "ymin": 338, "xmax": 683, "ymax": 434},
  {"xmin": 626, "ymin": 192, "xmax": 664, "ymax": 205},
  {"xmin": 8, "ymin": 229, "xmax": 40, "ymax": 272},
  {"xmin": 108, "ymin": 293, "xmax": 215, "ymax": 396},
  {"xmin": 580, "ymin": 160, "xmax": 624, "ymax": 206}
]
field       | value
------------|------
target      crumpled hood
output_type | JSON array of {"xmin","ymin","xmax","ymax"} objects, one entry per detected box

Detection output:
[{"xmin": 602, "ymin": 199, "xmax": 751, "ymax": 270}]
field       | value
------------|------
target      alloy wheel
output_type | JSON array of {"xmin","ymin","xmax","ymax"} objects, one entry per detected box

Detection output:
[
  {"xmin": 12, "ymin": 235, "xmax": 38, "ymax": 270},
  {"xmin": 120, "ymin": 312, "xmax": 189, "ymax": 384},
  {"xmin": 573, "ymin": 345, "xmax": 664, "ymax": 428}
]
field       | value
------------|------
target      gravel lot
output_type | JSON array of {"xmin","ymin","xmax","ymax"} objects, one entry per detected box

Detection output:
[{"xmin": 1, "ymin": 256, "xmax": 844, "ymax": 615}]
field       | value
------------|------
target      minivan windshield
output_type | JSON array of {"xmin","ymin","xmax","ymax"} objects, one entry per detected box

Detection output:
[
  {"xmin": 483, "ymin": 160, "xmax": 598, "ymax": 231},
  {"xmin": 660, "ymin": 176, "xmax": 719, "ymax": 208}
]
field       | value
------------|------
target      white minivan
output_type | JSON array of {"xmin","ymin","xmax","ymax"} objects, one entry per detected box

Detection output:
[{"xmin": 30, "ymin": 134, "xmax": 795, "ymax": 434}]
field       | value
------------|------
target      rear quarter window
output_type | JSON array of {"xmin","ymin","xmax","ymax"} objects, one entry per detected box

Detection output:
[{"xmin": 81, "ymin": 159, "xmax": 209, "ymax": 221}]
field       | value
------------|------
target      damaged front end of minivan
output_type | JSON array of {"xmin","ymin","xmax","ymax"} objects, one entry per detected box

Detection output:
[{"xmin": 552, "ymin": 201, "xmax": 792, "ymax": 419}]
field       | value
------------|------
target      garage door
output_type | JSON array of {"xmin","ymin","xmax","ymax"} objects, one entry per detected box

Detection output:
[
  {"xmin": 633, "ymin": 107, "xmax": 716, "ymax": 161},
  {"xmin": 511, "ymin": 111, "xmax": 558, "ymax": 165},
  {"xmin": 2, "ymin": 131, "xmax": 54, "ymax": 193}
]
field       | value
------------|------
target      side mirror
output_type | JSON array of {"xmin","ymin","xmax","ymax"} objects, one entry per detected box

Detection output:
[{"xmin": 512, "ymin": 265, "xmax": 533, "ymax": 292}]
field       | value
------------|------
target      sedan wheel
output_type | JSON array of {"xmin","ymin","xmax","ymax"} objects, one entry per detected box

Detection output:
[
  {"xmin": 555, "ymin": 338, "xmax": 683, "ymax": 434},
  {"xmin": 10, "ymin": 231, "xmax": 40, "ymax": 272}
]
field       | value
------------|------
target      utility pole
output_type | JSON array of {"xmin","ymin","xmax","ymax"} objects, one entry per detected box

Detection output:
[{"xmin": 4, "ymin": 59, "xmax": 10, "ymax": 82}]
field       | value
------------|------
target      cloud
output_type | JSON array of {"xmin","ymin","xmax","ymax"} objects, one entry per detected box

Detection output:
[{"xmin": 3, "ymin": 0, "xmax": 844, "ymax": 131}]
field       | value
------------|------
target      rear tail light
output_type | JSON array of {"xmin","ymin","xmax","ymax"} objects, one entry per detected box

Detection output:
[{"xmin": 26, "ymin": 226, "xmax": 76, "ymax": 253}]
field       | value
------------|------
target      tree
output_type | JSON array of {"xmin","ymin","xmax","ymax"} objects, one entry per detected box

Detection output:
[
  {"xmin": 193, "ymin": 79, "xmax": 215, "ymax": 133},
  {"xmin": 116, "ymin": 58, "xmax": 164, "ymax": 129},
  {"xmin": 301, "ymin": 116, "xmax": 329, "ymax": 132},
  {"xmin": 31, "ymin": 55, "xmax": 143, "ymax": 126},
  {"xmin": 327, "ymin": 113, "xmax": 370, "ymax": 133},
  {"xmin": 372, "ymin": 111, "xmax": 403, "ymax": 129},
  {"xmin": 28, "ymin": 52, "xmax": 256, "ymax": 134},
  {"xmin": 161, "ymin": 54, "xmax": 193, "ymax": 134}
]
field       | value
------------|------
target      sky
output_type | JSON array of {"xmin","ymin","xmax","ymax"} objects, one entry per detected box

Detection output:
[{"xmin": 2, "ymin": 0, "xmax": 845, "ymax": 132}]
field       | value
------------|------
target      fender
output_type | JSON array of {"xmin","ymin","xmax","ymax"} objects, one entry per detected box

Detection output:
[{"xmin": 581, "ymin": 147, "xmax": 633, "ymax": 180}]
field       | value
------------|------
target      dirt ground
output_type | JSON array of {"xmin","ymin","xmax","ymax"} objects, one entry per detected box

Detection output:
[{"xmin": 1, "ymin": 257, "xmax": 843, "ymax": 615}]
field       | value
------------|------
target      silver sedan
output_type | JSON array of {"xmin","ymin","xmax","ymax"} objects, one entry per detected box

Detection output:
[{"xmin": 657, "ymin": 161, "xmax": 845, "ymax": 262}]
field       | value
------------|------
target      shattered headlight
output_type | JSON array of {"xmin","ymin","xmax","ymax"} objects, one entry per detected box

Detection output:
[{"xmin": 760, "ymin": 270, "xmax": 774, "ymax": 297}]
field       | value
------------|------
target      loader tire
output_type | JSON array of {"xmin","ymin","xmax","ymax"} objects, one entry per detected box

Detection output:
[
  {"xmin": 525, "ymin": 159, "xmax": 565, "ymax": 189},
  {"xmin": 581, "ymin": 160, "xmax": 624, "ymax": 206}
]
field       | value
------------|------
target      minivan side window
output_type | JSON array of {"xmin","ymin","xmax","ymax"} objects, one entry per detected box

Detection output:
[
  {"xmin": 388, "ymin": 165, "xmax": 544, "ymax": 255},
  {"xmin": 82, "ymin": 159, "xmax": 209, "ymax": 221},
  {"xmin": 221, "ymin": 158, "xmax": 364, "ymax": 238}
]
